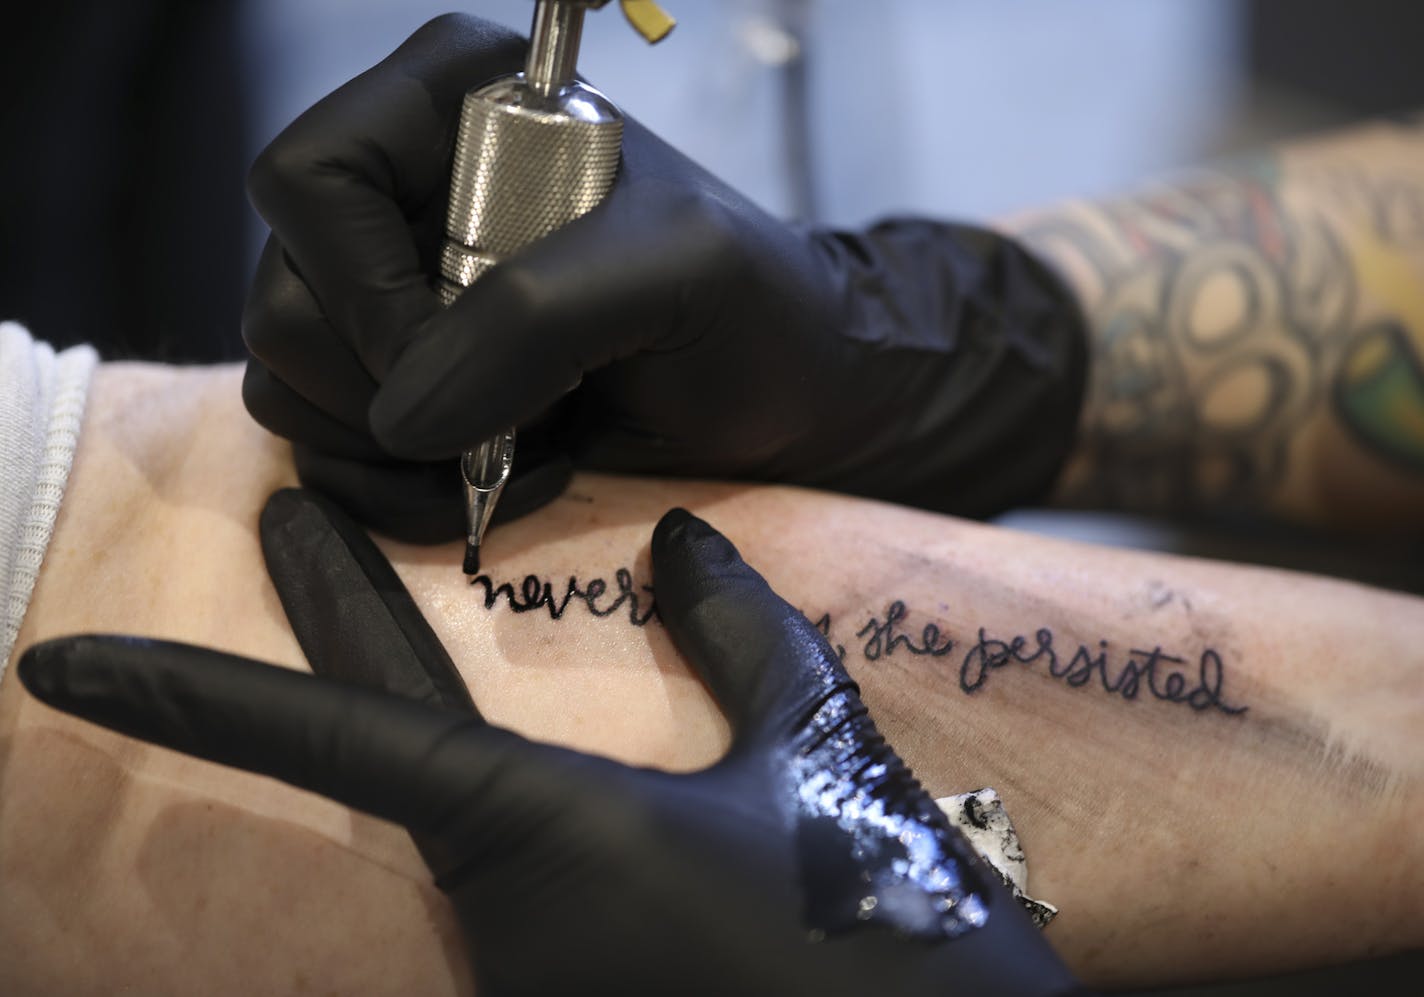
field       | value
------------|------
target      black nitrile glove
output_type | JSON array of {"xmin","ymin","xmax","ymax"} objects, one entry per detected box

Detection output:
[
  {"xmin": 19, "ymin": 494, "xmax": 1085, "ymax": 997},
  {"xmin": 241, "ymin": 14, "xmax": 1087, "ymax": 543}
]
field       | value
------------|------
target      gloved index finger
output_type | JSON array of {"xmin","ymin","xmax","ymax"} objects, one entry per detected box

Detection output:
[
  {"xmin": 16, "ymin": 635, "xmax": 504, "ymax": 837},
  {"xmin": 260, "ymin": 488, "xmax": 477, "ymax": 715},
  {"xmin": 651, "ymin": 508, "xmax": 857, "ymax": 748},
  {"xmin": 246, "ymin": 15, "xmax": 527, "ymax": 379}
]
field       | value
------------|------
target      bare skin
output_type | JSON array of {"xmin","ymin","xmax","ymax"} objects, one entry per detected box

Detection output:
[{"xmin": 2, "ymin": 360, "xmax": 1421, "ymax": 995}]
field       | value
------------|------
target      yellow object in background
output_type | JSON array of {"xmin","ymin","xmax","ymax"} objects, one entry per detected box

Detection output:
[{"xmin": 620, "ymin": 0, "xmax": 675, "ymax": 44}]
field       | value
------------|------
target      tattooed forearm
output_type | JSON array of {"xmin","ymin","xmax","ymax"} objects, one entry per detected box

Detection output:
[
  {"xmin": 1011, "ymin": 119, "xmax": 1424, "ymax": 525},
  {"xmin": 472, "ymin": 572, "xmax": 1249, "ymax": 716}
]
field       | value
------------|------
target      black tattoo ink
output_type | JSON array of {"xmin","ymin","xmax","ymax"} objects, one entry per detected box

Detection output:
[
  {"xmin": 958, "ymin": 626, "xmax": 1247, "ymax": 715},
  {"xmin": 467, "ymin": 577, "xmax": 1248, "ymax": 715},
  {"xmin": 855, "ymin": 601, "xmax": 954, "ymax": 661},
  {"xmin": 469, "ymin": 569, "xmax": 660, "ymax": 627}
]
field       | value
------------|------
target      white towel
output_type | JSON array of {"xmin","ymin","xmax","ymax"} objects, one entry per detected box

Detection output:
[{"xmin": 1, "ymin": 322, "xmax": 97, "ymax": 680}]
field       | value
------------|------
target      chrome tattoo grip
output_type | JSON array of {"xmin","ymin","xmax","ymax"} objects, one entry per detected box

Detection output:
[
  {"xmin": 438, "ymin": 3, "xmax": 624, "ymax": 571},
  {"xmin": 437, "ymin": 78, "xmax": 623, "ymax": 306}
]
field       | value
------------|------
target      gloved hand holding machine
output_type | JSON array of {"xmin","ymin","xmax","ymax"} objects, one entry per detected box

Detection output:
[
  {"xmin": 22, "ymin": 1, "xmax": 1096, "ymax": 993},
  {"xmin": 438, "ymin": 0, "xmax": 675, "ymax": 573}
]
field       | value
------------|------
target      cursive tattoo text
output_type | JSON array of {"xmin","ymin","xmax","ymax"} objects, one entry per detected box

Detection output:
[
  {"xmin": 469, "ymin": 570, "xmax": 660, "ymax": 627},
  {"xmin": 470, "ymin": 575, "xmax": 1248, "ymax": 715},
  {"xmin": 958, "ymin": 627, "xmax": 1247, "ymax": 715}
]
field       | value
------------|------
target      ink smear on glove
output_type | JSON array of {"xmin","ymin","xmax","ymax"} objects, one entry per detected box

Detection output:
[{"xmin": 788, "ymin": 689, "xmax": 990, "ymax": 941}]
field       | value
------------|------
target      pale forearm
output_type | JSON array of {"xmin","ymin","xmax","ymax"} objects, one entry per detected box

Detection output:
[
  {"xmin": 776, "ymin": 505, "xmax": 1424, "ymax": 985},
  {"xmin": 423, "ymin": 480, "xmax": 1424, "ymax": 986},
  {"xmin": 1007, "ymin": 116, "xmax": 1424, "ymax": 528},
  {"xmin": 4, "ymin": 365, "xmax": 1421, "ymax": 993}
]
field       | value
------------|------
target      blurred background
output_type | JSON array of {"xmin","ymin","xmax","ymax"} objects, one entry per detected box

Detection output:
[
  {"xmin": 7, "ymin": 0, "xmax": 1424, "ymax": 366},
  {"xmin": 1, "ymin": 2, "xmax": 1421, "ymax": 991}
]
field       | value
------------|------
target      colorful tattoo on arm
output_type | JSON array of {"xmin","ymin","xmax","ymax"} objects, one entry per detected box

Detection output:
[{"xmin": 1012, "ymin": 120, "xmax": 1424, "ymax": 515}]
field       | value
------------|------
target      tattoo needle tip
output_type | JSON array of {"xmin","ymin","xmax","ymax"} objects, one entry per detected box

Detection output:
[{"xmin": 463, "ymin": 540, "xmax": 481, "ymax": 576}]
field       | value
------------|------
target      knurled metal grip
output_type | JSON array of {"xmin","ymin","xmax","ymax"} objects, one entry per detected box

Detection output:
[{"xmin": 438, "ymin": 77, "xmax": 623, "ymax": 306}]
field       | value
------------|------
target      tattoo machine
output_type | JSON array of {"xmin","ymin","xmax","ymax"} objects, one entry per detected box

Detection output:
[{"xmin": 438, "ymin": 0, "xmax": 676, "ymax": 574}]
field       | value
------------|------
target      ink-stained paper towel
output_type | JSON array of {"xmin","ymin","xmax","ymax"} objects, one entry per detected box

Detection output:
[{"xmin": 937, "ymin": 788, "xmax": 1057, "ymax": 928}]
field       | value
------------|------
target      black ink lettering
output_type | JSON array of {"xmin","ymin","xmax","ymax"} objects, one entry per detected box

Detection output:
[
  {"xmin": 1189, "ymin": 649, "xmax": 1249, "ymax": 715},
  {"xmin": 856, "ymin": 601, "xmax": 954, "ymax": 662},
  {"xmin": 959, "ymin": 629, "xmax": 1012, "ymax": 694},
  {"xmin": 959, "ymin": 625, "xmax": 1247, "ymax": 716},
  {"xmin": 469, "ymin": 570, "xmax": 660, "ymax": 627},
  {"xmin": 468, "ymin": 577, "xmax": 1247, "ymax": 716}
]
